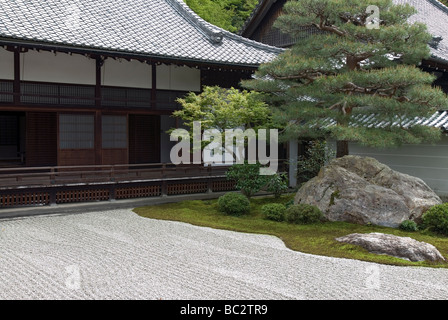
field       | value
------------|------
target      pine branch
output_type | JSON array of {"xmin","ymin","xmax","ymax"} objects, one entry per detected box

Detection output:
[
  {"xmin": 336, "ymin": 82, "xmax": 432, "ymax": 105},
  {"xmin": 328, "ymin": 102, "xmax": 343, "ymax": 110},
  {"xmin": 312, "ymin": 12, "xmax": 346, "ymax": 37},
  {"xmin": 271, "ymin": 70, "xmax": 335, "ymax": 82}
]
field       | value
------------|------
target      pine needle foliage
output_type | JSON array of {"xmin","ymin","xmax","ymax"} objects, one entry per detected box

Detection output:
[{"xmin": 242, "ymin": 0, "xmax": 448, "ymax": 151}]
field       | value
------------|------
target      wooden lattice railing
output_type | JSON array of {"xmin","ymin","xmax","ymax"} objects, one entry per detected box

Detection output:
[
  {"xmin": 0, "ymin": 79, "xmax": 189, "ymax": 110},
  {"xmin": 0, "ymin": 163, "xmax": 235, "ymax": 208},
  {"xmin": 0, "ymin": 161, "xmax": 287, "ymax": 208}
]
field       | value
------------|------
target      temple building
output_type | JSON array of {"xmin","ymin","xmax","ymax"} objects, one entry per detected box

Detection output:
[
  {"xmin": 0, "ymin": 0, "xmax": 282, "ymax": 168},
  {"xmin": 0, "ymin": 0, "xmax": 282, "ymax": 207}
]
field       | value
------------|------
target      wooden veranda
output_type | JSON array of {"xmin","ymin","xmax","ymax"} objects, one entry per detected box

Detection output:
[{"xmin": 0, "ymin": 163, "xmax": 238, "ymax": 208}]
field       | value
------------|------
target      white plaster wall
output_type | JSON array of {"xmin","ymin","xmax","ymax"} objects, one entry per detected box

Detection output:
[
  {"xmin": 170, "ymin": 65, "xmax": 201, "ymax": 92},
  {"xmin": 21, "ymin": 50, "xmax": 96, "ymax": 84},
  {"xmin": 329, "ymin": 135, "xmax": 448, "ymax": 197},
  {"xmin": 13, "ymin": 50, "xmax": 200, "ymax": 91},
  {"xmin": 157, "ymin": 64, "xmax": 200, "ymax": 92},
  {"xmin": 0, "ymin": 47, "xmax": 14, "ymax": 80},
  {"xmin": 157, "ymin": 64, "xmax": 171, "ymax": 90},
  {"xmin": 102, "ymin": 59, "xmax": 152, "ymax": 88}
]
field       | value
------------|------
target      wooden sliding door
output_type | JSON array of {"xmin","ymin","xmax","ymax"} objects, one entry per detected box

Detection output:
[
  {"xmin": 58, "ymin": 113, "xmax": 95, "ymax": 167},
  {"xmin": 129, "ymin": 115, "xmax": 160, "ymax": 164},
  {"xmin": 102, "ymin": 114, "xmax": 128, "ymax": 165},
  {"xmin": 26, "ymin": 112, "xmax": 57, "ymax": 167}
]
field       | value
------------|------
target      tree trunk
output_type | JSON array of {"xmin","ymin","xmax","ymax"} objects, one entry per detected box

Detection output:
[
  {"xmin": 336, "ymin": 140, "xmax": 349, "ymax": 158},
  {"xmin": 334, "ymin": 56, "xmax": 357, "ymax": 158},
  {"xmin": 346, "ymin": 55, "xmax": 360, "ymax": 71}
]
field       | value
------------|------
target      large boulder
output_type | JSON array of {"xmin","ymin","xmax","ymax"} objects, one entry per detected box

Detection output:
[
  {"xmin": 336, "ymin": 233, "xmax": 445, "ymax": 262},
  {"xmin": 295, "ymin": 155, "xmax": 442, "ymax": 227}
]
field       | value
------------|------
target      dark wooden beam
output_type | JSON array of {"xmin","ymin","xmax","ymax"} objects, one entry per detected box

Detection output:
[
  {"xmin": 95, "ymin": 110, "xmax": 103, "ymax": 165},
  {"xmin": 0, "ymin": 105, "xmax": 173, "ymax": 115},
  {"xmin": 0, "ymin": 40, "xmax": 259, "ymax": 72},
  {"xmin": 422, "ymin": 59, "xmax": 448, "ymax": 72},
  {"xmin": 95, "ymin": 57, "xmax": 104, "ymax": 108},
  {"xmin": 94, "ymin": 56, "xmax": 104, "ymax": 165},
  {"xmin": 240, "ymin": 0, "xmax": 279, "ymax": 39}
]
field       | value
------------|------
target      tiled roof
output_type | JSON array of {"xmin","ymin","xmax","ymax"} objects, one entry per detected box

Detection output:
[
  {"xmin": 0, "ymin": 0, "xmax": 283, "ymax": 67},
  {"xmin": 393, "ymin": 0, "xmax": 448, "ymax": 64},
  {"xmin": 238, "ymin": 0, "xmax": 278, "ymax": 37},
  {"xmin": 319, "ymin": 110, "xmax": 448, "ymax": 132}
]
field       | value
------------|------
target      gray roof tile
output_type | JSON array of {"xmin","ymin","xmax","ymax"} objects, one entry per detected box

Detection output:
[
  {"xmin": 320, "ymin": 110, "xmax": 448, "ymax": 131},
  {"xmin": 0, "ymin": 0, "xmax": 283, "ymax": 67},
  {"xmin": 393, "ymin": 0, "xmax": 448, "ymax": 64}
]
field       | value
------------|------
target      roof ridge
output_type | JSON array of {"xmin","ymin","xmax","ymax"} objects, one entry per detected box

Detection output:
[
  {"xmin": 419, "ymin": 0, "xmax": 448, "ymax": 64},
  {"xmin": 238, "ymin": 0, "xmax": 266, "ymax": 35},
  {"xmin": 427, "ymin": 0, "xmax": 448, "ymax": 14},
  {"xmin": 166, "ymin": 0, "xmax": 284, "ymax": 54},
  {"xmin": 224, "ymin": 26, "xmax": 285, "ymax": 54},
  {"xmin": 165, "ymin": 0, "xmax": 224, "ymax": 44}
]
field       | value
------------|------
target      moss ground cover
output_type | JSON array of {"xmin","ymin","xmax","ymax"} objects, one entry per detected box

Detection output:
[{"xmin": 133, "ymin": 194, "xmax": 448, "ymax": 268}]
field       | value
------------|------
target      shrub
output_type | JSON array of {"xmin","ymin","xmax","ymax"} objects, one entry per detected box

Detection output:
[
  {"xmin": 217, "ymin": 193, "xmax": 251, "ymax": 216},
  {"xmin": 399, "ymin": 220, "xmax": 418, "ymax": 232},
  {"xmin": 285, "ymin": 204, "xmax": 324, "ymax": 225},
  {"xmin": 226, "ymin": 163, "xmax": 270, "ymax": 198},
  {"xmin": 297, "ymin": 140, "xmax": 335, "ymax": 183},
  {"xmin": 422, "ymin": 203, "xmax": 448, "ymax": 235},
  {"xmin": 266, "ymin": 173, "xmax": 289, "ymax": 199},
  {"xmin": 284, "ymin": 198, "xmax": 294, "ymax": 209},
  {"xmin": 261, "ymin": 203, "xmax": 286, "ymax": 222}
]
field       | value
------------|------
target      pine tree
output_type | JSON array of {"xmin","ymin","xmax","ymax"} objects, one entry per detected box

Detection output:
[{"xmin": 243, "ymin": 0, "xmax": 448, "ymax": 157}]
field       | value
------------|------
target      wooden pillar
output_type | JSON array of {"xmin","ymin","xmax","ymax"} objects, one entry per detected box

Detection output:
[
  {"xmin": 13, "ymin": 48, "xmax": 20, "ymax": 104},
  {"xmin": 288, "ymin": 140, "xmax": 298, "ymax": 188},
  {"xmin": 161, "ymin": 164, "xmax": 167, "ymax": 197},
  {"xmin": 151, "ymin": 62, "xmax": 157, "ymax": 109},
  {"xmin": 95, "ymin": 57, "xmax": 103, "ymax": 107},
  {"xmin": 336, "ymin": 140, "xmax": 349, "ymax": 158},
  {"xmin": 95, "ymin": 111, "xmax": 102, "ymax": 165},
  {"xmin": 95, "ymin": 57, "xmax": 103, "ymax": 165}
]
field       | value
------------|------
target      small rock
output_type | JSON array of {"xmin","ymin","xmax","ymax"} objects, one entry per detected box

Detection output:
[{"xmin": 336, "ymin": 232, "xmax": 446, "ymax": 262}]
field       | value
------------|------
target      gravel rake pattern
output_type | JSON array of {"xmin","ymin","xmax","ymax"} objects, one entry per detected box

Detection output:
[{"xmin": 0, "ymin": 209, "xmax": 448, "ymax": 300}]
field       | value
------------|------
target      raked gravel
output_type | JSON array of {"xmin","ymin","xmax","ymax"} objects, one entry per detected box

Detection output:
[{"xmin": 0, "ymin": 208, "xmax": 447, "ymax": 300}]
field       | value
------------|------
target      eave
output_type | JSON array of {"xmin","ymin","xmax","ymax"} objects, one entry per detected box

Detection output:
[{"xmin": 0, "ymin": 37, "xmax": 262, "ymax": 71}]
